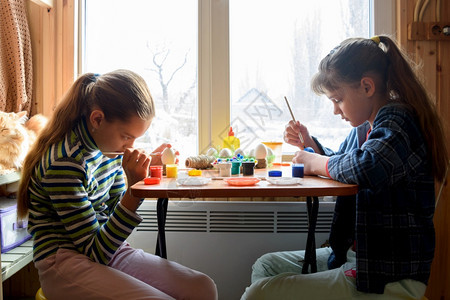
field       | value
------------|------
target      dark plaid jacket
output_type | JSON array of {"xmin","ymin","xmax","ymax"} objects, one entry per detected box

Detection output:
[{"xmin": 317, "ymin": 103, "xmax": 435, "ymax": 294}]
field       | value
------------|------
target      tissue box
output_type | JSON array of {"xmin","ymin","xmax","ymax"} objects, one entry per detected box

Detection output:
[{"xmin": 0, "ymin": 197, "xmax": 31, "ymax": 253}]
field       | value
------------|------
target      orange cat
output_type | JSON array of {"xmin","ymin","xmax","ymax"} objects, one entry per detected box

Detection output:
[{"xmin": 0, "ymin": 111, "xmax": 48, "ymax": 173}]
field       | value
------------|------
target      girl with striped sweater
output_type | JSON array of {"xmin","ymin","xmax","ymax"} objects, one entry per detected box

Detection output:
[{"xmin": 17, "ymin": 70, "xmax": 217, "ymax": 300}]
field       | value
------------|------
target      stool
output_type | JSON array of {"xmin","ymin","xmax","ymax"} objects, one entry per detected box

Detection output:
[{"xmin": 36, "ymin": 287, "xmax": 48, "ymax": 300}]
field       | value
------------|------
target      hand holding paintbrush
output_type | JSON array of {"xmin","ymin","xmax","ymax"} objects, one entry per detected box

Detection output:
[
  {"xmin": 284, "ymin": 96, "xmax": 305, "ymax": 149},
  {"xmin": 283, "ymin": 96, "xmax": 315, "ymax": 153}
]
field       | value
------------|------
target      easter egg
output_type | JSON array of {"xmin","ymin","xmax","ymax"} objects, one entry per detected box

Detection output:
[
  {"xmin": 254, "ymin": 143, "xmax": 268, "ymax": 159},
  {"xmin": 161, "ymin": 147, "xmax": 176, "ymax": 165},
  {"xmin": 206, "ymin": 147, "xmax": 218, "ymax": 157},
  {"xmin": 219, "ymin": 148, "xmax": 233, "ymax": 158},
  {"xmin": 248, "ymin": 148, "xmax": 255, "ymax": 158},
  {"xmin": 234, "ymin": 148, "xmax": 246, "ymax": 157},
  {"xmin": 304, "ymin": 147, "xmax": 315, "ymax": 153}
]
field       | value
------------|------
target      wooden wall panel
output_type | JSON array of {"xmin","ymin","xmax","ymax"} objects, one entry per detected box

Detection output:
[
  {"xmin": 398, "ymin": 1, "xmax": 450, "ymax": 300},
  {"xmin": 26, "ymin": 0, "xmax": 74, "ymax": 117}
]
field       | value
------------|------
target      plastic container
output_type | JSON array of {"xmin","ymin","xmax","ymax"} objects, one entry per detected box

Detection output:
[
  {"xmin": 166, "ymin": 164, "xmax": 178, "ymax": 178},
  {"xmin": 150, "ymin": 165, "xmax": 163, "ymax": 179},
  {"xmin": 268, "ymin": 170, "xmax": 282, "ymax": 177},
  {"xmin": 242, "ymin": 161, "xmax": 255, "ymax": 176},
  {"xmin": 144, "ymin": 177, "xmax": 161, "ymax": 185},
  {"xmin": 224, "ymin": 177, "xmax": 260, "ymax": 186},
  {"xmin": 217, "ymin": 162, "xmax": 232, "ymax": 177},
  {"xmin": 231, "ymin": 161, "xmax": 242, "ymax": 175},
  {"xmin": 222, "ymin": 127, "xmax": 240, "ymax": 151},
  {"xmin": 188, "ymin": 169, "xmax": 202, "ymax": 176},
  {"xmin": 292, "ymin": 163, "xmax": 304, "ymax": 178},
  {"xmin": 0, "ymin": 198, "xmax": 31, "ymax": 253}
]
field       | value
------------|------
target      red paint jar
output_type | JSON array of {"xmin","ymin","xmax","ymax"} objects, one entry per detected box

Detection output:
[{"xmin": 150, "ymin": 165, "xmax": 163, "ymax": 179}]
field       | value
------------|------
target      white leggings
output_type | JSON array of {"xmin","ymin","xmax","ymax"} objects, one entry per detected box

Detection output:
[
  {"xmin": 35, "ymin": 242, "xmax": 217, "ymax": 300},
  {"xmin": 241, "ymin": 247, "xmax": 426, "ymax": 300}
]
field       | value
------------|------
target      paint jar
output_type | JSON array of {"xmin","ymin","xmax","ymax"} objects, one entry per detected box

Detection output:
[
  {"xmin": 150, "ymin": 165, "xmax": 163, "ymax": 180},
  {"xmin": 188, "ymin": 169, "xmax": 202, "ymax": 176},
  {"xmin": 217, "ymin": 162, "xmax": 232, "ymax": 177},
  {"xmin": 242, "ymin": 161, "xmax": 255, "ymax": 176},
  {"xmin": 144, "ymin": 177, "xmax": 160, "ymax": 185},
  {"xmin": 304, "ymin": 147, "xmax": 315, "ymax": 153},
  {"xmin": 268, "ymin": 170, "xmax": 282, "ymax": 177},
  {"xmin": 292, "ymin": 163, "xmax": 304, "ymax": 178},
  {"xmin": 231, "ymin": 161, "xmax": 242, "ymax": 175},
  {"xmin": 166, "ymin": 164, "xmax": 178, "ymax": 178}
]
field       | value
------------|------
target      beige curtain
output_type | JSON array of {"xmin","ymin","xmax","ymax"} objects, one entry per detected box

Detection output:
[{"xmin": 0, "ymin": 0, "xmax": 33, "ymax": 114}]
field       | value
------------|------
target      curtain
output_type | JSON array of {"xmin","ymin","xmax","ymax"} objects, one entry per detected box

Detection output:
[{"xmin": 0, "ymin": 0, "xmax": 33, "ymax": 114}]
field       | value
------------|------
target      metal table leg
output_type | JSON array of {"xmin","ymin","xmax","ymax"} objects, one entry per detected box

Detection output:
[
  {"xmin": 155, "ymin": 198, "xmax": 168, "ymax": 259},
  {"xmin": 302, "ymin": 196, "xmax": 319, "ymax": 274}
]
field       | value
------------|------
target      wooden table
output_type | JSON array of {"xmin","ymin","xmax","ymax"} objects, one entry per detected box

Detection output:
[{"xmin": 131, "ymin": 169, "xmax": 358, "ymax": 274}]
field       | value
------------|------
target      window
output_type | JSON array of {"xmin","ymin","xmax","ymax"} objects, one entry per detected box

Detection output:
[
  {"xmin": 82, "ymin": 0, "xmax": 198, "ymax": 161},
  {"xmin": 81, "ymin": 0, "xmax": 394, "ymax": 163},
  {"xmin": 229, "ymin": 0, "xmax": 370, "ymax": 152}
]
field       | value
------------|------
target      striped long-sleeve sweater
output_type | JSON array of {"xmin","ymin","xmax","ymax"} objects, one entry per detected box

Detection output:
[{"xmin": 27, "ymin": 118, "xmax": 142, "ymax": 264}]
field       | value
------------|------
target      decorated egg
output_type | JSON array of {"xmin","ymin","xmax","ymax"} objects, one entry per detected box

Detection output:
[
  {"xmin": 254, "ymin": 143, "xmax": 268, "ymax": 159},
  {"xmin": 248, "ymin": 148, "xmax": 255, "ymax": 158},
  {"xmin": 234, "ymin": 148, "xmax": 245, "ymax": 157},
  {"xmin": 206, "ymin": 147, "xmax": 218, "ymax": 157},
  {"xmin": 219, "ymin": 148, "xmax": 233, "ymax": 158},
  {"xmin": 161, "ymin": 147, "xmax": 176, "ymax": 165}
]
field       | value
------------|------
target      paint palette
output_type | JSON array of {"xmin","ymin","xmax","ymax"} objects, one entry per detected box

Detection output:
[
  {"xmin": 177, "ymin": 177, "xmax": 211, "ymax": 186},
  {"xmin": 267, "ymin": 177, "xmax": 302, "ymax": 186}
]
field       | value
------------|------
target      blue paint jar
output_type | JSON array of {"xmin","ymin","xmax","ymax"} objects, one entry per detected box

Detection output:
[
  {"xmin": 292, "ymin": 163, "xmax": 304, "ymax": 178},
  {"xmin": 268, "ymin": 170, "xmax": 282, "ymax": 177}
]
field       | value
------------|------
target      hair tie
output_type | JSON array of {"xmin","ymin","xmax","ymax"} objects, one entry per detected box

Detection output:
[
  {"xmin": 89, "ymin": 73, "xmax": 100, "ymax": 84},
  {"xmin": 328, "ymin": 45, "xmax": 341, "ymax": 56},
  {"xmin": 371, "ymin": 36, "xmax": 380, "ymax": 45}
]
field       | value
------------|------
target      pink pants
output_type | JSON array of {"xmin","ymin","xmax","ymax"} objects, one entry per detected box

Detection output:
[{"xmin": 35, "ymin": 243, "xmax": 217, "ymax": 300}]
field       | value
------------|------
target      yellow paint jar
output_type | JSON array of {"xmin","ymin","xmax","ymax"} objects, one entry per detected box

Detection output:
[
  {"xmin": 188, "ymin": 169, "xmax": 202, "ymax": 176},
  {"xmin": 166, "ymin": 164, "xmax": 178, "ymax": 178}
]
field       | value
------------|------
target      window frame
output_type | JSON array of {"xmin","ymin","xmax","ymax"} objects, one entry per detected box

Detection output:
[{"xmin": 77, "ymin": 0, "xmax": 395, "ymax": 154}]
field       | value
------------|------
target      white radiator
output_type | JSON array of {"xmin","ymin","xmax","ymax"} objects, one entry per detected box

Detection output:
[{"xmin": 128, "ymin": 200, "xmax": 336, "ymax": 300}]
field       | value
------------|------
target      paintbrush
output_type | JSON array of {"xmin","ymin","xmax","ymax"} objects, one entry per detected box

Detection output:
[
  {"xmin": 102, "ymin": 152, "xmax": 124, "ymax": 156},
  {"xmin": 102, "ymin": 151, "xmax": 158, "ymax": 156},
  {"xmin": 284, "ymin": 96, "xmax": 305, "ymax": 148}
]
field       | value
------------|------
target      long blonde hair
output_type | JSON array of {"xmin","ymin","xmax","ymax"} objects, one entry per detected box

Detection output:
[
  {"xmin": 17, "ymin": 69, "xmax": 155, "ymax": 219},
  {"xmin": 311, "ymin": 35, "xmax": 448, "ymax": 182}
]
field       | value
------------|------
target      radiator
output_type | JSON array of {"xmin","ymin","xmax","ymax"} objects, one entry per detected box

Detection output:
[{"xmin": 128, "ymin": 200, "xmax": 336, "ymax": 300}]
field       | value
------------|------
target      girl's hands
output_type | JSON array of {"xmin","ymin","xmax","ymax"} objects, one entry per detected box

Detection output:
[
  {"xmin": 284, "ymin": 120, "xmax": 322, "ymax": 154},
  {"xmin": 122, "ymin": 148, "xmax": 151, "ymax": 186},
  {"xmin": 284, "ymin": 120, "xmax": 310, "ymax": 148},
  {"xmin": 149, "ymin": 143, "xmax": 180, "ymax": 165}
]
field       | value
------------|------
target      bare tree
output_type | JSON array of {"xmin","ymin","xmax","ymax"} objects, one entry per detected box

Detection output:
[
  {"xmin": 145, "ymin": 43, "xmax": 190, "ymax": 113},
  {"xmin": 292, "ymin": 8, "xmax": 323, "ymax": 122}
]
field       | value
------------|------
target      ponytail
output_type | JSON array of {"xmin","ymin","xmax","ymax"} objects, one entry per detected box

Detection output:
[
  {"xmin": 379, "ymin": 36, "xmax": 448, "ymax": 181},
  {"xmin": 17, "ymin": 73, "xmax": 96, "ymax": 219}
]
